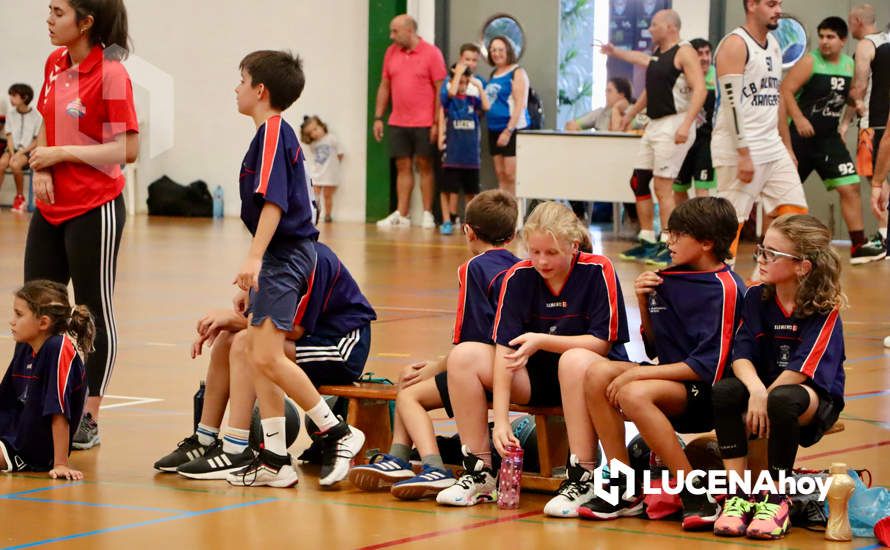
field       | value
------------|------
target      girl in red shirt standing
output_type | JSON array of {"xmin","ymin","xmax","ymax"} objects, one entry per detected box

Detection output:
[{"xmin": 27, "ymin": 0, "xmax": 138, "ymax": 449}]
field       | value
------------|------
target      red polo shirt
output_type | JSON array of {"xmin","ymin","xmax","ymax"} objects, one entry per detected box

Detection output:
[
  {"xmin": 37, "ymin": 45, "xmax": 139, "ymax": 225},
  {"xmin": 382, "ymin": 38, "xmax": 446, "ymax": 127}
]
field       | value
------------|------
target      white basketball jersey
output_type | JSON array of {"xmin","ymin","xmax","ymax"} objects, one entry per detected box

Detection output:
[{"xmin": 712, "ymin": 28, "xmax": 785, "ymax": 165}]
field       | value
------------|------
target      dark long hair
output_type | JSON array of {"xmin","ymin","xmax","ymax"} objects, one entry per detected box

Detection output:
[
  {"xmin": 67, "ymin": 0, "xmax": 131, "ymax": 60},
  {"xmin": 16, "ymin": 280, "xmax": 96, "ymax": 353}
]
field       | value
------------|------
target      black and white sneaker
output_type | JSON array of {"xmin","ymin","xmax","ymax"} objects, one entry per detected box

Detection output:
[
  {"xmin": 577, "ymin": 468, "xmax": 644, "ymax": 520},
  {"xmin": 226, "ymin": 448, "xmax": 298, "ymax": 488},
  {"xmin": 435, "ymin": 446, "xmax": 498, "ymax": 506},
  {"xmin": 680, "ymin": 473, "xmax": 721, "ymax": 530},
  {"xmin": 318, "ymin": 419, "xmax": 366, "ymax": 486},
  {"xmin": 176, "ymin": 440, "xmax": 254, "ymax": 480},
  {"xmin": 153, "ymin": 434, "xmax": 211, "ymax": 472},
  {"xmin": 544, "ymin": 455, "xmax": 596, "ymax": 517}
]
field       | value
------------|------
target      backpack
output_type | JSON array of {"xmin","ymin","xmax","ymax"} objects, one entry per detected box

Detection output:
[
  {"xmin": 490, "ymin": 66, "xmax": 544, "ymax": 130},
  {"xmin": 146, "ymin": 176, "xmax": 213, "ymax": 217}
]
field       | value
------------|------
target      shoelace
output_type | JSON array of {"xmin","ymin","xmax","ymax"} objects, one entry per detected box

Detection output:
[
  {"xmin": 752, "ymin": 500, "xmax": 781, "ymax": 520},
  {"xmin": 236, "ymin": 453, "xmax": 265, "ymax": 487},
  {"xmin": 722, "ymin": 496, "xmax": 753, "ymax": 517},
  {"xmin": 176, "ymin": 435, "xmax": 200, "ymax": 450},
  {"xmin": 321, "ymin": 433, "xmax": 354, "ymax": 466},
  {"xmin": 557, "ymin": 479, "xmax": 590, "ymax": 500},
  {"xmin": 455, "ymin": 470, "xmax": 488, "ymax": 490}
]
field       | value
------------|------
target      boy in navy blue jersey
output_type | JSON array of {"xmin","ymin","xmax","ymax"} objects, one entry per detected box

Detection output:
[
  {"xmin": 349, "ymin": 190, "xmax": 519, "ymax": 499},
  {"xmin": 573, "ymin": 197, "xmax": 744, "ymax": 528},
  {"xmin": 438, "ymin": 61, "xmax": 490, "ymax": 235},
  {"xmin": 437, "ymin": 201, "xmax": 630, "ymax": 507},
  {"xmin": 712, "ymin": 215, "xmax": 846, "ymax": 540},
  {"xmin": 232, "ymin": 50, "xmax": 363, "ymax": 488},
  {"xmin": 1, "ymin": 281, "xmax": 92, "ymax": 480},
  {"xmin": 154, "ymin": 242, "xmax": 376, "ymax": 483}
]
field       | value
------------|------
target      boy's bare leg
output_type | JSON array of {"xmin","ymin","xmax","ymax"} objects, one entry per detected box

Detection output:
[
  {"xmin": 446, "ymin": 342, "xmax": 498, "ymax": 457},
  {"xmin": 198, "ymin": 330, "xmax": 236, "ymax": 429},
  {"xmin": 249, "ymin": 319, "xmax": 322, "ymax": 412},
  {"xmin": 396, "ymin": 378, "xmax": 443, "ymax": 458},
  {"xmin": 558, "ymin": 349, "xmax": 603, "ymax": 466},
  {"xmin": 617, "ymin": 379, "xmax": 692, "ymax": 473},
  {"xmin": 585, "ymin": 359, "xmax": 635, "ymax": 464}
]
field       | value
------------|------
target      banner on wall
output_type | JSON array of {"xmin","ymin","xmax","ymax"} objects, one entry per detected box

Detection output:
[{"xmin": 607, "ymin": 0, "xmax": 672, "ymax": 98}]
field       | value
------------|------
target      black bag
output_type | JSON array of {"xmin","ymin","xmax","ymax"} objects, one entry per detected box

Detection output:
[
  {"xmin": 489, "ymin": 67, "xmax": 545, "ymax": 130},
  {"xmin": 146, "ymin": 176, "xmax": 213, "ymax": 217}
]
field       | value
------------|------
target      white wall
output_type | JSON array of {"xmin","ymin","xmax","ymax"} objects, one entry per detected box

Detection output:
[
  {"xmin": 0, "ymin": 0, "xmax": 369, "ymax": 220},
  {"xmin": 674, "ymin": 0, "xmax": 711, "ymax": 43}
]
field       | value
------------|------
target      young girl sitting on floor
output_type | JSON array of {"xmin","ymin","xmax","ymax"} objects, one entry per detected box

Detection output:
[{"xmin": 1, "ymin": 280, "xmax": 93, "ymax": 480}]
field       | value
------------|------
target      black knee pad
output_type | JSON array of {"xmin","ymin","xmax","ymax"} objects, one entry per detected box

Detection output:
[
  {"xmin": 630, "ymin": 169, "xmax": 653, "ymax": 201},
  {"xmin": 767, "ymin": 384, "xmax": 810, "ymax": 423},
  {"xmin": 711, "ymin": 377, "xmax": 748, "ymax": 415}
]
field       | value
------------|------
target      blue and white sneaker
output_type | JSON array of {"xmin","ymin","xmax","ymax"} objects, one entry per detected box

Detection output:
[
  {"xmin": 348, "ymin": 453, "xmax": 414, "ymax": 491},
  {"xmin": 391, "ymin": 464, "xmax": 456, "ymax": 500}
]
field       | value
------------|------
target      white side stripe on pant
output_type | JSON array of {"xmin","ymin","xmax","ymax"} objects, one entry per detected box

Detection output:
[{"xmin": 99, "ymin": 200, "xmax": 119, "ymax": 396}]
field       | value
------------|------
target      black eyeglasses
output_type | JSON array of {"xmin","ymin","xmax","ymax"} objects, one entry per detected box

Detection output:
[{"xmin": 753, "ymin": 244, "xmax": 803, "ymax": 263}]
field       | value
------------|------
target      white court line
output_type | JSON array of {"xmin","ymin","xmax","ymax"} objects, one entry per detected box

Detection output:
[
  {"xmin": 100, "ymin": 394, "xmax": 164, "ymax": 410},
  {"xmin": 145, "ymin": 342, "xmax": 178, "ymax": 347},
  {"xmin": 375, "ymin": 305, "xmax": 453, "ymax": 314}
]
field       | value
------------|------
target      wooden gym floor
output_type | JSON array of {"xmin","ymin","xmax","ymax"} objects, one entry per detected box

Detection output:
[{"xmin": 0, "ymin": 213, "xmax": 888, "ymax": 549}]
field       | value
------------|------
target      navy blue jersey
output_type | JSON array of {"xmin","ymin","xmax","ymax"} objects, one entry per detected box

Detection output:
[
  {"xmin": 239, "ymin": 115, "xmax": 319, "ymax": 245},
  {"xmin": 732, "ymin": 285, "xmax": 845, "ymax": 403},
  {"xmin": 0, "ymin": 335, "xmax": 86, "ymax": 470},
  {"xmin": 645, "ymin": 265, "xmax": 745, "ymax": 384},
  {"xmin": 441, "ymin": 91, "xmax": 482, "ymax": 168},
  {"xmin": 453, "ymin": 248, "xmax": 520, "ymax": 345},
  {"xmin": 295, "ymin": 242, "xmax": 377, "ymax": 338},
  {"xmin": 492, "ymin": 252, "xmax": 629, "ymax": 360}
]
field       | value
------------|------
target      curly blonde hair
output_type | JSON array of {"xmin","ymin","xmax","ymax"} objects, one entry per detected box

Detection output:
[
  {"xmin": 763, "ymin": 214, "xmax": 847, "ymax": 316},
  {"xmin": 522, "ymin": 201, "xmax": 588, "ymax": 252}
]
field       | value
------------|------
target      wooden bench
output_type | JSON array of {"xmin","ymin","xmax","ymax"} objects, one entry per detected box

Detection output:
[{"xmin": 317, "ymin": 383, "xmax": 569, "ymax": 492}]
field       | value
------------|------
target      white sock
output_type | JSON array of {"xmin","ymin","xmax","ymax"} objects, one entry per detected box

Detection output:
[
  {"xmin": 638, "ymin": 229, "xmax": 656, "ymax": 243},
  {"xmin": 261, "ymin": 417, "xmax": 287, "ymax": 456},
  {"xmin": 880, "ymin": 227, "xmax": 887, "ymax": 240},
  {"xmin": 195, "ymin": 423, "xmax": 219, "ymax": 446},
  {"xmin": 660, "ymin": 232, "xmax": 670, "ymax": 243},
  {"xmin": 306, "ymin": 398, "xmax": 339, "ymax": 433},
  {"xmin": 222, "ymin": 427, "xmax": 250, "ymax": 454}
]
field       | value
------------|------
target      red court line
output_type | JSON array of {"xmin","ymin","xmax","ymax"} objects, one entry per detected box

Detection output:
[
  {"xmin": 799, "ymin": 439, "xmax": 890, "ymax": 461},
  {"xmin": 846, "ymin": 388, "xmax": 890, "ymax": 397},
  {"xmin": 357, "ymin": 510, "xmax": 543, "ymax": 550}
]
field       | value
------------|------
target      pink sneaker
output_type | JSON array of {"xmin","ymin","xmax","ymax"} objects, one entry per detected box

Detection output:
[
  {"xmin": 713, "ymin": 494, "xmax": 754, "ymax": 536},
  {"xmin": 746, "ymin": 493, "xmax": 791, "ymax": 540},
  {"xmin": 11, "ymin": 195, "xmax": 25, "ymax": 213}
]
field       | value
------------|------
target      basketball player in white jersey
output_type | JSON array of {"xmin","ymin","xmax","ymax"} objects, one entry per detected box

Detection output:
[{"xmin": 712, "ymin": 0, "xmax": 808, "ymax": 261}]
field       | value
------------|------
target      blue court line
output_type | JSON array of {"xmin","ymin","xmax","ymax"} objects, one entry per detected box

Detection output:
[
  {"xmin": 855, "ymin": 544, "xmax": 879, "ymax": 550},
  {"xmin": 846, "ymin": 354, "xmax": 890, "ymax": 365},
  {"xmin": 846, "ymin": 390, "xmax": 890, "ymax": 402},
  {"xmin": 6, "ymin": 495, "xmax": 185, "ymax": 514},
  {"xmin": 2, "ymin": 497, "xmax": 279, "ymax": 549},
  {"xmin": 0, "ymin": 481, "xmax": 82, "ymax": 498}
]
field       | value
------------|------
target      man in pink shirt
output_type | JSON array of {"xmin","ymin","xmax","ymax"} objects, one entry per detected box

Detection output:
[{"xmin": 373, "ymin": 14, "xmax": 446, "ymax": 228}]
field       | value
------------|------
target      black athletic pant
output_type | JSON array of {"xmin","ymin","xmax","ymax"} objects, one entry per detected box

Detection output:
[{"xmin": 24, "ymin": 194, "xmax": 125, "ymax": 398}]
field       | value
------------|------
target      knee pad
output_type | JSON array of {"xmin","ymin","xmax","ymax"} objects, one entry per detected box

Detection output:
[
  {"xmin": 711, "ymin": 377, "xmax": 748, "ymax": 414},
  {"xmin": 767, "ymin": 384, "xmax": 810, "ymax": 423},
  {"xmin": 773, "ymin": 205, "xmax": 808, "ymax": 217},
  {"xmin": 630, "ymin": 169, "xmax": 653, "ymax": 202}
]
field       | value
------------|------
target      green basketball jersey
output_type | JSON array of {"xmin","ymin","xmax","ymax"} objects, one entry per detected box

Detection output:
[{"xmin": 795, "ymin": 50, "xmax": 854, "ymax": 137}]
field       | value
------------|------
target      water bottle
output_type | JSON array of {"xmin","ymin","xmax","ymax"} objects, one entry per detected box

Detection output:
[
  {"xmin": 497, "ymin": 445, "xmax": 524, "ymax": 510},
  {"xmin": 212, "ymin": 185, "xmax": 224, "ymax": 219},
  {"xmin": 193, "ymin": 380, "xmax": 206, "ymax": 433},
  {"xmin": 825, "ymin": 462, "xmax": 855, "ymax": 541}
]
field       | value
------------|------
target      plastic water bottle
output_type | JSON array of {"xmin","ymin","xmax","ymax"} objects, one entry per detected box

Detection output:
[
  {"xmin": 212, "ymin": 185, "xmax": 224, "ymax": 219},
  {"xmin": 497, "ymin": 446, "xmax": 524, "ymax": 510},
  {"xmin": 825, "ymin": 462, "xmax": 855, "ymax": 541},
  {"xmin": 193, "ymin": 380, "xmax": 205, "ymax": 433}
]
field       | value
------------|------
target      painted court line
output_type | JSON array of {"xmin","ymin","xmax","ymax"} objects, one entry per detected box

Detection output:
[
  {"xmin": 7, "ymin": 496, "xmax": 184, "ymax": 514},
  {"xmin": 100, "ymin": 395, "xmax": 164, "ymax": 410},
  {"xmin": 0, "ymin": 482, "xmax": 82, "ymax": 498},
  {"xmin": 3, "ymin": 497, "xmax": 279, "ymax": 549},
  {"xmin": 357, "ymin": 510, "xmax": 543, "ymax": 550},
  {"xmin": 799, "ymin": 439, "xmax": 890, "ymax": 461},
  {"xmin": 845, "ymin": 389, "xmax": 890, "ymax": 402}
]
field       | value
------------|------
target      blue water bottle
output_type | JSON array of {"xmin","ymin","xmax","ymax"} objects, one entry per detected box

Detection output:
[{"xmin": 212, "ymin": 185, "xmax": 224, "ymax": 218}]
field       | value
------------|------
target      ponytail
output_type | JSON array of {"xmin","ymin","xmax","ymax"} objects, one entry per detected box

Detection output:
[
  {"xmin": 68, "ymin": 305, "xmax": 96, "ymax": 353},
  {"xmin": 69, "ymin": 0, "xmax": 131, "ymax": 60}
]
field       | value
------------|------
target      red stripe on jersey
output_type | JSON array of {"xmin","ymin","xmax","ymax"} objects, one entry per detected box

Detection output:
[
  {"xmin": 292, "ymin": 265, "xmax": 317, "ymax": 329},
  {"xmin": 578, "ymin": 253, "xmax": 619, "ymax": 342},
  {"xmin": 255, "ymin": 115, "xmax": 282, "ymax": 196},
  {"xmin": 714, "ymin": 271, "xmax": 740, "ymax": 383},
  {"xmin": 491, "ymin": 260, "xmax": 534, "ymax": 342},
  {"xmin": 452, "ymin": 260, "xmax": 471, "ymax": 344},
  {"xmin": 56, "ymin": 335, "xmax": 77, "ymax": 411},
  {"xmin": 800, "ymin": 308, "xmax": 839, "ymax": 378}
]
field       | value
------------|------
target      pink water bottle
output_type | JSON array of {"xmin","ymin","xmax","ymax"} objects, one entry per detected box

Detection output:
[{"xmin": 497, "ymin": 446, "xmax": 524, "ymax": 510}]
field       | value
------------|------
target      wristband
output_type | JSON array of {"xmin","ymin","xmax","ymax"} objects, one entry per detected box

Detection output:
[{"xmin": 719, "ymin": 74, "xmax": 749, "ymax": 149}]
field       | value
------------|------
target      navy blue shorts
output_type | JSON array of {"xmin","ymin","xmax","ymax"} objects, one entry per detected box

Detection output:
[
  {"xmin": 292, "ymin": 324, "xmax": 372, "ymax": 386},
  {"xmin": 249, "ymin": 239, "xmax": 316, "ymax": 332}
]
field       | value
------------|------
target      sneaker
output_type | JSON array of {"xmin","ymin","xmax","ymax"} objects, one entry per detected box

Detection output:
[
  {"xmin": 323, "ymin": 215, "xmax": 333, "ymax": 223},
  {"xmin": 714, "ymin": 494, "xmax": 755, "ymax": 537},
  {"xmin": 544, "ymin": 455, "xmax": 596, "ymax": 518},
  {"xmin": 226, "ymin": 448, "xmax": 298, "ymax": 488},
  {"xmin": 680, "ymin": 474, "xmax": 721, "ymax": 530},
  {"xmin": 391, "ymin": 464, "xmax": 456, "ymax": 500},
  {"xmin": 153, "ymin": 434, "xmax": 211, "ymax": 472},
  {"xmin": 619, "ymin": 240, "xmax": 659, "ymax": 262},
  {"xmin": 851, "ymin": 238, "xmax": 887, "ymax": 264},
  {"xmin": 72, "ymin": 413, "xmax": 100, "ymax": 450},
  {"xmin": 577, "ymin": 469, "xmax": 644, "ymax": 520},
  {"xmin": 318, "ymin": 420, "xmax": 366, "ymax": 486},
  {"xmin": 11, "ymin": 195, "xmax": 25, "ymax": 213},
  {"xmin": 421, "ymin": 210, "xmax": 436, "ymax": 229},
  {"xmin": 348, "ymin": 453, "xmax": 414, "ymax": 491},
  {"xmin": 177, "ymin": 440, "xmax": 254, "ymax": 480},
  {"xmin": 645, "ymin": 242, "xmax": 672, "ymax": 268},
  {"xmin": 439, "ymin": 220, "xmax": 454, "ymax": 235},
  {"xmin": 435, "ymin": 446, "xmax": 498, "ymax": 506},
  {"xmin": 746, "ymin": 493, "xmax": 791, "ymax": 540},
  {"xmin": 376, "ymin": 210, "xmax": 411, "ymax": 228}
]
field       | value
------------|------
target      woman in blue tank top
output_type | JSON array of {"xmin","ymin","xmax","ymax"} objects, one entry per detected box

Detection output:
[{"xmin": 483, "ymin": 36, "xmax": 530, "ymax": 196}]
